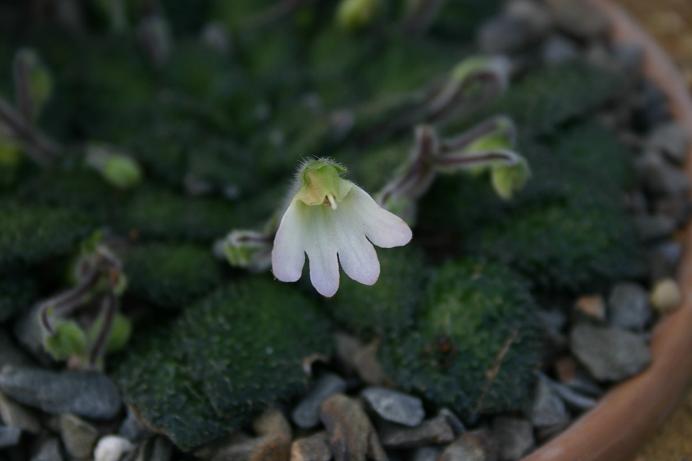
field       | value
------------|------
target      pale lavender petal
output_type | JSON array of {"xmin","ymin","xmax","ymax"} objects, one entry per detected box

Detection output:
[
  {"xmin": 305, "ymin": 208, "xmax": 340, "ymax": 297},
  {"xmin": 347, "ymin": 185, "xmax": 412, "ymax": 248},
  {"xmin": 271, "ymin": 200, "xmax": 306, "ymax": 282}
]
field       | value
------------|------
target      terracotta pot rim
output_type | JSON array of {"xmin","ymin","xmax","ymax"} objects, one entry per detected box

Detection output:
[{"xmin": 521, "ymin": 2, "xmax": 692, "ymax": 461}]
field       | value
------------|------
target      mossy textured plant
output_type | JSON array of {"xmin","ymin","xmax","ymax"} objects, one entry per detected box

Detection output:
[
  {"xmin": 330, "ymin": 246, "xmax": 427, "ymax": 337},
  {"xmin": 0, "ymin": 202, "xmax": 94, "ymax": 271},
  {"xmin": 116, "ymin": 278, "xmax": 333, "ymax": 450},
  {"xmin": 447, "ymin": 61, "xmax": 622, "ymax": 137},
  {"xmin": 118, "ymin": 188, "xmax": 240, "ymax": 242},
  {"xmin": 380, "ymin": 259, "xmax": 541, "ymax": 419},
  {"xmin": 124, "ymin": 243, "xmax": 224, "ymax": 309}
]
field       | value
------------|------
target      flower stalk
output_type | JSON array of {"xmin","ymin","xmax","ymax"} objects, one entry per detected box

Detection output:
[{"xmin": 38, "ymin": 242, "xmax": 131, "ymax": 370}]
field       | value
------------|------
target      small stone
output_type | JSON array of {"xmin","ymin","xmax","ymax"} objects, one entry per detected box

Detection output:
[
  {"xmin": 654, "ymin": 196, "xmax": 691, "ymax": 224},
  {"xmin": 491, "ymin": 417, "xmax": 534, "ymax": 460},
  {"xmin": 505, "ymin": 0, "xmax": 553, "ymax": 36},
  {"xmin": 649, "ymin": 241, "xmax": 683, "ymax": 280},
  {"xmin": 118, "ymin": 409, "xmax": 150, "ymax": 442},
  {"xmin": 545, "ymin": 0, "xmax": 608, "ymax": 39},
  {"xmin": 439, "ymin": 431, "xmax": 496, "ymax": 461},
  {"xmin": 0, "ymin": 366, "xmax": 121, "ymax": 420},
  {"xmin": 530, "ymin": 376, "xmax": 569, "ymax": 431},
  {"xmin": 13, "ymin": 305, "xmax": 48, "ymax": 360},
  {"xmin": 134, "ymin": 437, "xmax": 172, "ymax": 461},
  {"xmin": 636, "ymin": 152, "xmax": 689, "ymax": 198},
  {"xmin": 478, "ymin": 15, "xmax": 536, "ymax": 54},
  {"xmin": 31, "ymin": 437, "xmax": 64, "ymax": 461},
  {"xmin": 320, "ymin": 394, "xmax": 386, "ymax": 461},
  {"xmin": 608, "ymin": 282, "xmax": 651, "ymax": 331},
  {"xmin": 361, "ymin": 387, "xmax": 425, "ymax": 427},
  {"xmin": 60, "ymin": 414, "xmax": 99, "ymax": 459},
  {"xmin": 380, "ymin": 415, "xmax": 455, "ymax": 449},
  {"xmin": 0, "ymin": 391, "xmax": 41, "ymax": 433},
  {"xmin": 565, "ymin": 375, "xmax": 604, "ymax": 398},
  {"xmin": 646, "ymin": 122, "xmax": 689, "ymax": 165},
  {"xmin": 635, "ymin": 214, "xmax": 676, "ymax": 241},
  {"xmin": 570, "ymin": 323, "xmax": 651, "ymax": 381},
  {"xmin": 554, "ymin": 356, "xmax": 577, "ymax": 383},
  {"xmin": 438, "ymin": 408, "xmax": 466, "ymax": 435},
  {"xmin": 0, "ymin": 425, "xmax": 21, "ymax": 448},
  {"xmin": 549, "ymin": 382, "xmax": 597, "ymax": 412},
  {"xmin": 542, "ymin": 35, "xmax": 579, "ymax": 64},
  {"xmin": 651, "ymin": 278, "xmax": 682, "ymax": 314},
  {"xmin": 210, "ymin": 432, "xmax": 289, "ymax": 461},
  {"xmin": 574, "ymin": 295, "xmax": 606, "ymax": 322},
  {"xmin": 94, "ymin": 435, "xmax": 135, "ymax": 461},
  {"xmin": 334, "ymin": 333, "xmax": 386, "ymax": 385},
  {"xmin": 292, "ymin": 373, "xmax": 347, "ymax": 429},
  {"xmin": 290, "ymin": 432, "xmax": 331, "ymax": 461},
  {"xmin": 412, "ymin": 447, "xmax": 442, "ymax": 461}
]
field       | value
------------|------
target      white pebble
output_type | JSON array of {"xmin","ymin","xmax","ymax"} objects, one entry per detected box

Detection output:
[
  {"xmin": 94, "ymin": 435, "xmax": 134, "ymax": 461},
  {"xmin": 650, "ymin": 278, "xmax": 682, "ymax": 314}
]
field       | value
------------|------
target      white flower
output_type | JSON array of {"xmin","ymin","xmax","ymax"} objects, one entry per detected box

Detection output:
[{"xmin": 272, "ymin": 159, "xmax": 412, "ymax": 297}]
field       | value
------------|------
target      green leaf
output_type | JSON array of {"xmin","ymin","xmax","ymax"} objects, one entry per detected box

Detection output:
[
  {"xmin": 380, "ymin": 260, "xmax": 541, "ymax": 419},
  {"xmin": 115, "ymin": 278, "xmax": 333, "ymax": 450}
]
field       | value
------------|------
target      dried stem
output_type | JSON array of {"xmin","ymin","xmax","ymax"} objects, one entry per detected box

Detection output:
[
  {"xmin": 88, "ymin": 293, "xmax": 117, "ymax": 367},
  {"xmin": 0, "ymin": 97, "xmax": 60, "ymax": 165}
]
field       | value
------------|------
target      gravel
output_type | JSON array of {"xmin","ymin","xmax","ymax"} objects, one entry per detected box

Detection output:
[
  {"xmin": 608, "ymin": 282, "xmax": 652, "ymax": 331},
  {"xmin": 292, "ymin": 373, "xmax": 347, "ymax": 429},
  {"xmin": 361, "ymin": 387, "xmax": 425, "ymax": 427},
  {"xmin": 570, "ymin": 323, "xmax": 651, "ymax": 381},
  {"xmin": 0, "ymin": 366, "xmax": 121, "ymax": 420}
]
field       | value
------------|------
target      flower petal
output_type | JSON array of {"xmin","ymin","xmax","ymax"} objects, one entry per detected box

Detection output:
[
  {"xmin": 333, "ymin": 207, "xmax": 380, "ymax": 285},
  {"xmin": 304, "ymin": 207, "xmax": 340, "ymax": 297},
  {"xmin": 271, "ymin": 200, "xmax": 306, "ymax": 282},
  {"xmin": 347, "ymin": 185, "xmax": 412, "ymax": 248}
]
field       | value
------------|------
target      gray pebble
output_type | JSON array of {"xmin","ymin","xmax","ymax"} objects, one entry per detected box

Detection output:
[
  {"xmin": 59, "ymin": 414, "xmax": 98, "ymax": 459},
  {"xmin": 549, "ymin": 382, "xmax": 597, "ymax": 412},
  {"xmin": 0, "ymin": 425, "xmax": 21, "ymax": 448},
  {"xmin": 608, "ymin": 282, "xmax": 651, "ymax": 331},
  {"xmin": 0, "ymin": 366, "xmax": 121, "ymax": 420},
  {"xmin": 31, "ymin": 437, "xmax": 64, "ymax": 461},
  {"xmin": 570, "ymin": 323, "xmax": 651, "ymax": 381},
  {"xmin": 118, "ymin": 408, "xmax": 150, "ymax": 442},
  {"xmin": 634, "ymin": 214, "xmax": 676, "ymax": 241},
  {"xmin": 491, "ymin": 417, "xmax": 534, "ymax": 461},
  {"xmin": 361, "ymin": 387, "xmax": 425, "ymax": 427},
  {"xmin": 292, "ymin": 373, "xmax": 347, "ymax": 429},
  {"xmin": 505, "ymin": 0, "xmax": 553, "ymax": 36},
  {"xmin": 478, "ymin": 15, "xmax": 536, "ymax": 54},
  {"xmin": 530, "ymin": 376, "xmax": 569, "ymax": 431},
  {"xmin": 380, "ymin": 415, "xmax": 455, "ymax": 449},
  {"xmin": 542, "ymin": 35, "xmax": 579, "ymax": 64},
  {"xmin": 646, "ymin": 122, "xmax": 689, "ymax": 165},
  {"xmin": 637, "ymin": 152, "xmax": 690, "ymax": 198},
  {"xmin": 412, "ymin": 446, "xmax": 442, "ymax": 461},
  {"xmin": 134, "ymin": 437, "xmax": 173, "ymax": 461},
  {"xmin": 649, "ymin": 240, "xmax": 683, "ymax": 280},
  {"xmin": 546, "ymin": 0, "xmax": 608, "ymax": 39}
]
